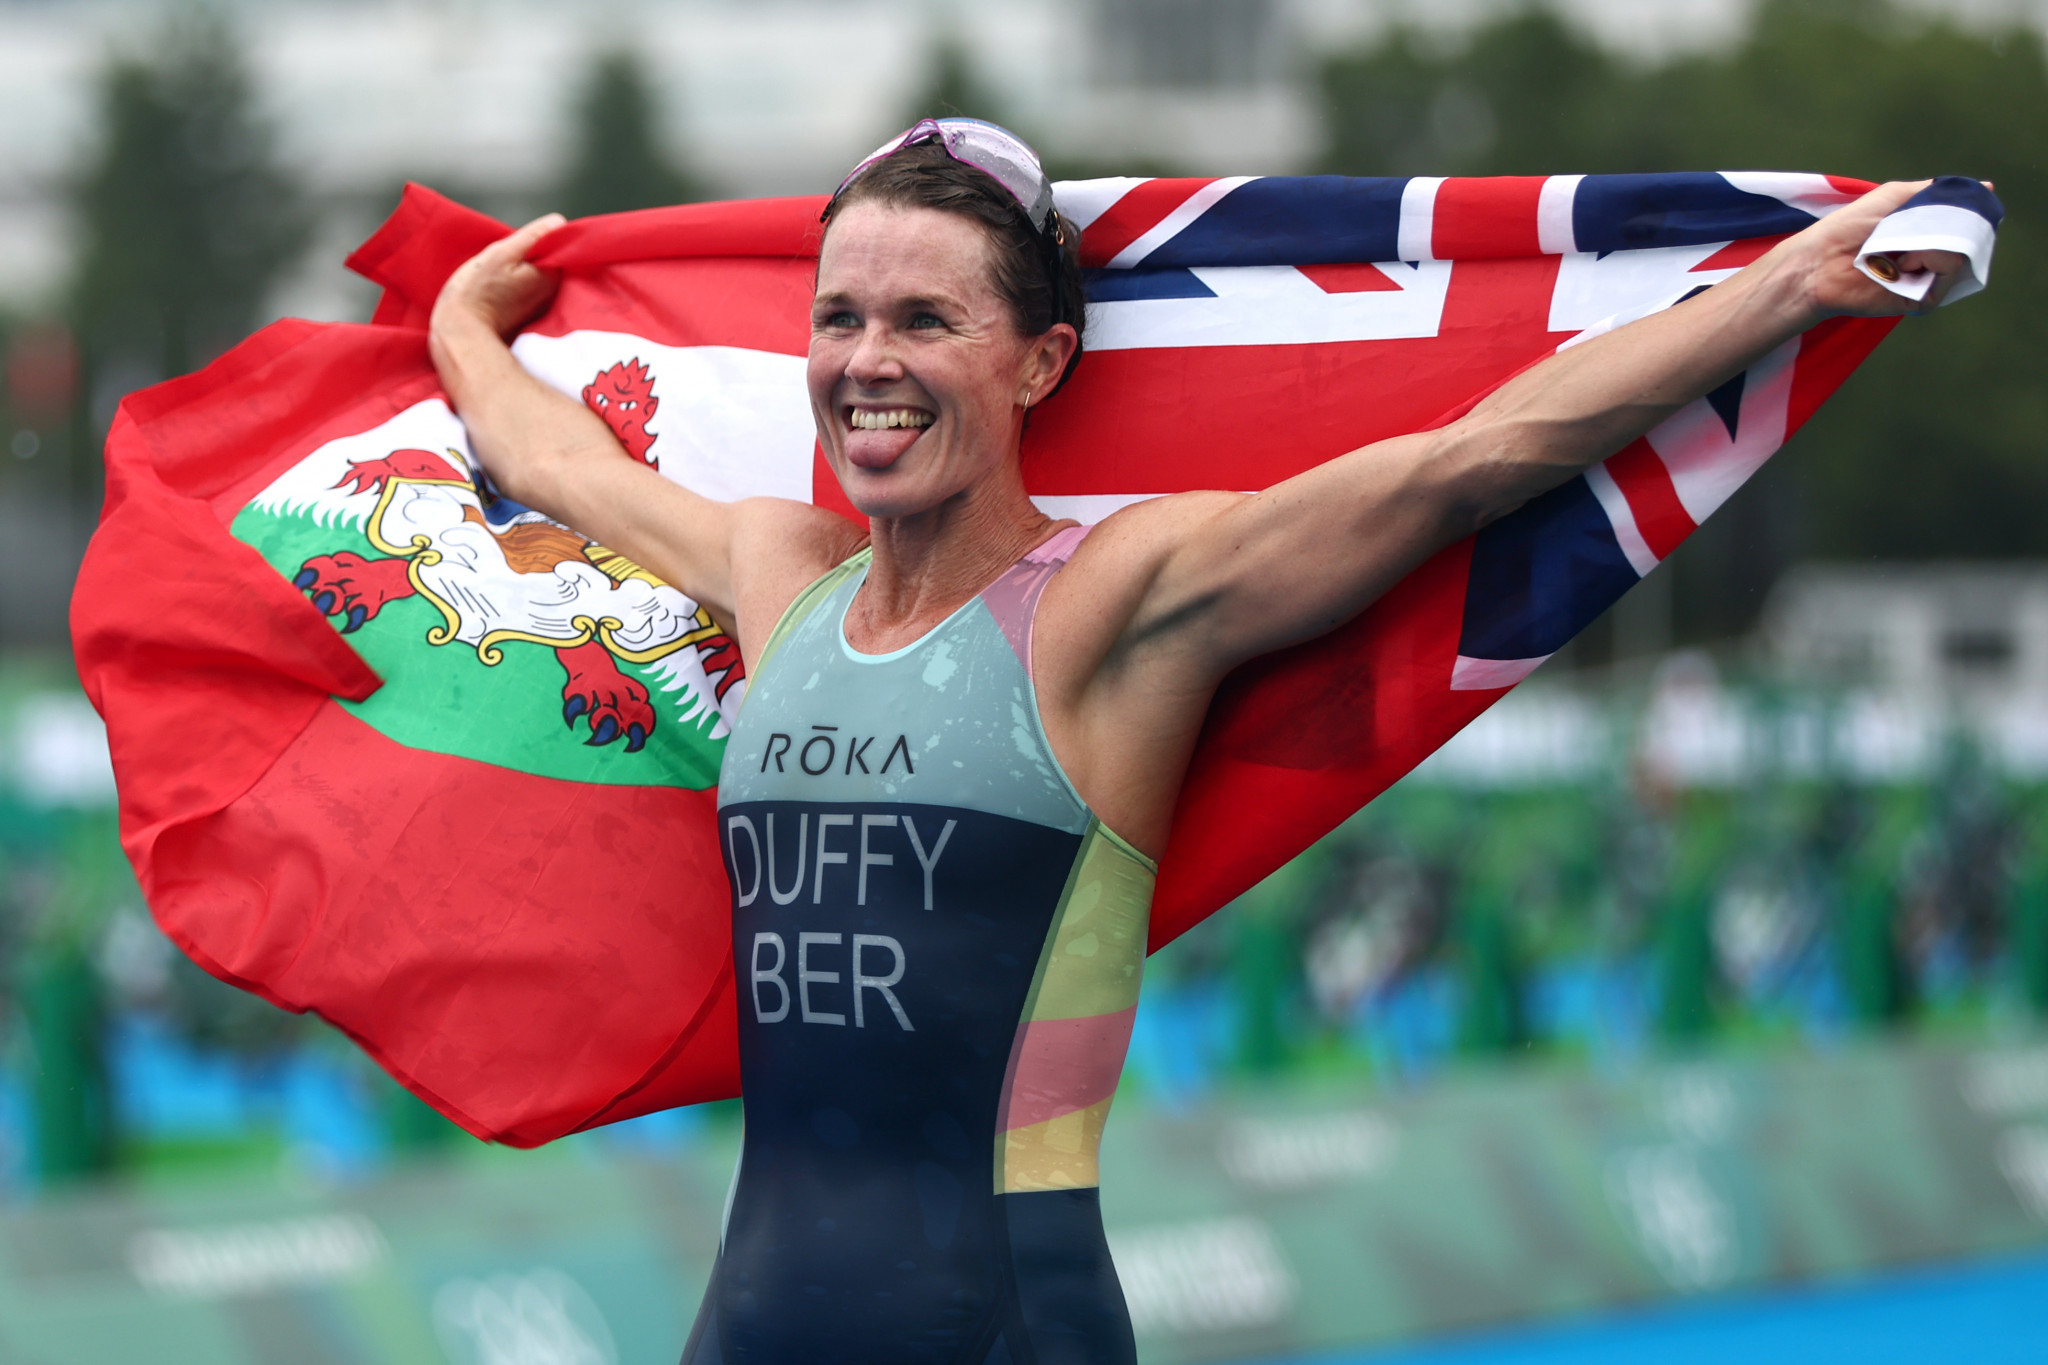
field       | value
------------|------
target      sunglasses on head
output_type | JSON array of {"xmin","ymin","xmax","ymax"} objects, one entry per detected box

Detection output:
[
  {"xmin": 826, "ymin": 117, "xmax": 1079, "ymax": 353},
  {"xmin": 827, "ymin": 118, "xmax": 1063, "ymax": 245}
]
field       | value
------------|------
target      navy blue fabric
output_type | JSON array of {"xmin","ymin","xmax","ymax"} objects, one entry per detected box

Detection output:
[
  {"xmin": 1083, "ymin": 267, "xmax": 1216, "ymax": 302},
  {"xmin": 1704, "ymin": 371, "xmax": 1745, "ymax": 442},
  {"xmin": 1905, "ymin": 174, "xmax": 2005, "ymax": 226},
  {"xmin": 1139, "ymin": 175, "xmax": 1409, "ymax": 268},
  {"xmin": 1072, "ymin": 171, "xmax": 2002, "ymax": 268},
  {"xmin": 1571, "ymin": 173, "xmax": 1819, "ymax": 254},
  {"xmin": 692, "ymin": 798, "xmax": 1134, "ymax": 1365},
  {"xmin": 1458, "ymin": 476, "xmax": 1641, "ymax": 662},
  {"xmin": 1000, "ymin": 1189, "xmax": 1135, "ymax": 1365}
]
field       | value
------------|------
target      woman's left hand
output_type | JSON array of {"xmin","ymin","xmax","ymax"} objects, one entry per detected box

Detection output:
[{"xmin": 1784, "ymin": 179, "xmax": 1976, "ymax": 318}]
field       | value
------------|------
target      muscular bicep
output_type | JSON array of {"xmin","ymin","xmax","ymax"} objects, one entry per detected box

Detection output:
[
  {"xmin": 1032, "ymin": 435, "xmax": 1476, "ymax": 851},
  {"xmin": 1112, "ymin": 224, "xmax": 1864, "ymax": 679},
  {"xmin": 1120, "ymin": 430, "xmax": 1472, "ymax": 676},
  {"xmin": 1119, "ymin": 289, "xmax": 1741, "ymax": 675}
]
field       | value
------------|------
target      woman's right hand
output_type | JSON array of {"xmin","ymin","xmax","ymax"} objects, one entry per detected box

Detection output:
[
  {"xmin": 414, "ymin": 207, "xmax": 854, "ymax": 652},
  {"xmin": 423, "ymin": 213, "xmax": 574, "ymax": 505},
  {"xmin": 429, "ymin": 213, "xmax": 567, "ymax": 343}
]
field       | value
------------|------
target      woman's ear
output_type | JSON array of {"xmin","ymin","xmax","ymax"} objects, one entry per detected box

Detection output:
[{"xmin": 1024, "ymin": 323, "xmax": 1079, "ymax": 401}]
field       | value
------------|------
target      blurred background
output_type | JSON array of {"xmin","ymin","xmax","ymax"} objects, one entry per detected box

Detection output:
[{"xmin": 2, "ymin": 0, "xmax": 2047, "ymax": 1360}]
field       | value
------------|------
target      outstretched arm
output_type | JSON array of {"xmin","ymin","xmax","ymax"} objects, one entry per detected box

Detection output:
[
  {"xmin": 427, "ymin": 216, "xmax": 859, "ymax": 648},
  {"xmin": 1110, "ymin": 180, "xmax": 1975, "ymax": 679}
]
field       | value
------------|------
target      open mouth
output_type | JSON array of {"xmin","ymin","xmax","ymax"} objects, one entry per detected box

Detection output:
[
  {"xmin": 846, "ymin": 407, "xmax": 935, "ymax": 431},
  {"xmin": 841, "ymin": 406, "xmax": 935, "ymax": 471}
]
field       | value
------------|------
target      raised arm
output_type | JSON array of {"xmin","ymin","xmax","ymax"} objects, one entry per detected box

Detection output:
[
  {"xmin": 427, "ymin": 216, "xmax": 859, "ymax": 649},
  {"xmin": 1110, "ymin": 180, "xmax": 1975, "ymax": 678}
]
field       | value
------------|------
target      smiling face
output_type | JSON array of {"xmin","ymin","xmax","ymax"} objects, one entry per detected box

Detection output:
[{"xmin": 810, "ymin": 202, "xmax": 1074, "ymax": 520}]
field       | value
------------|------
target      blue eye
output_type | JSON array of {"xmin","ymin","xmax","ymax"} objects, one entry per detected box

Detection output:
[
  {"xmin": 909, "ymin": 313, "xmax": 943, "ymax": 329},
  {"xmin": 819, "ymin": 310, "xmax": 858, "ymax": 329}
]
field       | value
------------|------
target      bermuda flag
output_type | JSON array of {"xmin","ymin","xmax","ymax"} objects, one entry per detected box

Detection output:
[{"xmin": 71, "ymin": 173, "xmax": 2000, "ymax": 1145}]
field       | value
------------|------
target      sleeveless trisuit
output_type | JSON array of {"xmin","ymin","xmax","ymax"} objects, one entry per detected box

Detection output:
[{"xmin": 687, "ymin": 526, "xmax": 1155, "ymax": 1365}]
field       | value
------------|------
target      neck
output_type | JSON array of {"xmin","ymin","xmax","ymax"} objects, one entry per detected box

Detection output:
[{"xmin": 850, "ymin": 457, "xmax": 1060, "ymax": 650}]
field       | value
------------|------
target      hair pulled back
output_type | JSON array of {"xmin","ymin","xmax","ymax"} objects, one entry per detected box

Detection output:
[{"xmin": 822, "ymin": 142, "xmax": 1087, "ymax": 397}]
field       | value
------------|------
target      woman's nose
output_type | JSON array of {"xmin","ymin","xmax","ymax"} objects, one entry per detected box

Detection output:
[{"xmin": 846, "ymin": 323, "xmax": 904, "ymax": 385}]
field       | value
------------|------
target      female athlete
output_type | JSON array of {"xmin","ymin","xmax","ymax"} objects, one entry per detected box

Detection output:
[{"xmin": 427, "ymin": 120, "xmax": 1968, "ymax": 1364}]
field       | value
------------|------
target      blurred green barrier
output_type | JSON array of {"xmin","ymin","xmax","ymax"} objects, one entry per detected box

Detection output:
[
  {"xmin": 0, "ymin": 1143, "xmax": 725, "ymax": 1364},
  {"xmin": 0, "ymin": 1037, "xmax": 2043, "ymax": 1364},
  {"xmin": 1104, "ymin": 1040, "xmax": 2048, "ymax": 1361}
]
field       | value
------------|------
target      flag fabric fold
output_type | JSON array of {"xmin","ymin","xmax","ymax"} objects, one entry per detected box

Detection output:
[
  {"xmin": 1852, "ymin": 175, "xmax": 2002, "ymax": 302},
  {"xmin": 73, "ymin": 170, "xmax": 2000, "ymax": 1144}
]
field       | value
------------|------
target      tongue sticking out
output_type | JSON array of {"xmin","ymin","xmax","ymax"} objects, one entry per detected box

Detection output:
[{"xmin": 845, "ymin": 416, "xmax": 931, "ymax": 470}]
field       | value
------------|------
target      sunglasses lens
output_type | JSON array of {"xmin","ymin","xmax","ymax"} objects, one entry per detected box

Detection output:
[
  {"xmin": 832, "ymin": 120, "xmax": 939, "ymax": 200},
  {"xmin": 937, "ymin": 121, "xmax": 1054, "ymax": 231},
  {"xmin": 832, "ymin": 118, "xmax": 1056, "ymax": 236}
]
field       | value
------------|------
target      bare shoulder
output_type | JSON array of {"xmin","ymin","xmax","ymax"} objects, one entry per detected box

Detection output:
[
  {"xmin": 730, "ymin": 496, "xmax": 868, "ymax": 563},
  {"xmin": 1061, "ymin": 490, "xmax": 1245, "ymax": 581},
  {"xmin": 1031, "ymin": 490, "xmax": 1256, "ymax": 851},
  {"xmin": 1036, "ymin": 490, "xmax": 1249, "ymax": 670},
  {"xmin": 1083, "ymin": 489, "xmax": 1243, "ymax": 550},
  {"xmin": 726, "ymin": 498, "xmax": 869, "ymax": 654}
]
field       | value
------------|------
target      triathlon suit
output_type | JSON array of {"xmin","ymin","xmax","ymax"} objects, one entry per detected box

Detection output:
[{"xmin": 686, "ymin": 525, "xmax": 1155, "ymax": 1365}]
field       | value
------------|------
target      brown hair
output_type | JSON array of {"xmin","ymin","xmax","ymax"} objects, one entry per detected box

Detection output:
[{"xmin": 822, "ymin": 142, "xmax": 1086, "ymax": 396}]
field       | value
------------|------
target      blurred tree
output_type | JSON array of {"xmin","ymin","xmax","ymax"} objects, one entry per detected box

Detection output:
[
  {"xmin": 903, "ymin": 34, "xmax": 1003, "ymax": 125},
  {"xmin": 1320, "ymin": 0, "xmax": 2048, "ymax": 644},
  {"xmin": 894, "ymin": 35, "xmax": 1179, "ymax": 191},
  {"xmin": 1322, "ymin": 12, "xmax": 1632, "ymax": 178},
  {"xmin": 557, "ymin": 51, "xmax": 702, "ymax": 218},
  {"xmin": 70, "ymin": 12, "xmax": 305, "ymax": 404}
]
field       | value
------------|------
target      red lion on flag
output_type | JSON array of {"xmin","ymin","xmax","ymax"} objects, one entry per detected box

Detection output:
[{"xmin": 581, "ymin": 357, "xmax": 661, "ymax": 468}]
